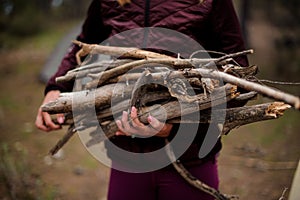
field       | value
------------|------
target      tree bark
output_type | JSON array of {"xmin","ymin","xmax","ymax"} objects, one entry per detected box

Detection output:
[
  {"xmin": 41, "ymin": 83, "xmax": 134, "ymax": 114},
  {"xmin": 190, "ymin": 68, "xmax": 300, "ymax": 110}
]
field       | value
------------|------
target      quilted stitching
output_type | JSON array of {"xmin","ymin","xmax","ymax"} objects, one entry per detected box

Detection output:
[
  {"xmin": 100, "ymin": 0, "xmax": 216, "ymax": 50},
  {"xmin": 101, "ymin": 0, "xmax": 212, "ymax": 29}
]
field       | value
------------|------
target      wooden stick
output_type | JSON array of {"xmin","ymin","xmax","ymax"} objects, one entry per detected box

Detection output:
[
  {"xmin": 73, "ymin": 40, "xmax": 172, "ymax": 65},
  {"xmin": 56, "ymin": 59, "xmax": 133, "ymax": 83},
  {"xmin": 85, "ymin": 101, "xmax": 290, "ymax": 148},
  {"xmin": 103, "ymin": 65, "xmax": 257, "ymax": 89},
  {"xmin": 49, "ymin": 124, "xmax": 76, "ymax": 155},
  {"xmin": 138, "ymin": 84, "xmax": 238, "ymax": 122},
  {"xmin": 41, "ymin": 83, "xmax": 134, "ymax": 114},
  {"xmin": 85, "ymin": 84, "xmax": 238, "ymax": 147},
  {"xmin": 51, "ymin": 101, "xmax": 290, "ymax": 152},
  {"xmin": 164, "ymin": 139, "xmax": 237, "ymax": 200},
  {"xmin": 168, "ymin": 102, "xmax": 290, "ymax": 135},
  {"xmin": 84, "ymin": 58, "xmax": 195, "ymax": 88},
  {"xmin": 93, "ymin": 91, "xmax": 255, "ymax": 122},
  {"xmin": 193, "ymin": 68, "xmax": 300, "ymax": 110},
  {"xmin": 73, "ymin": 40, "xmax": 253, "ymax": 66},
  {"xmin": 84, "ymin": 60, "xmax": 258, "ymax": 89},
  {"xmin": 44, "ymin": 66, "xmax": 299, "ymax": 115},
  {"xmin": 221, "ymin": 102, "xmax": 291, "ymax": 134}
]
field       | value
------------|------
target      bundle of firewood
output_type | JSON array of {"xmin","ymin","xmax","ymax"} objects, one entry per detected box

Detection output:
[
  {"xmin": 41, "ymin": 41, "xmax": 300, "ymax": 200},
  {"xmin": 42, "ymin": 41, "xmax": 300, "ymax": 156}
]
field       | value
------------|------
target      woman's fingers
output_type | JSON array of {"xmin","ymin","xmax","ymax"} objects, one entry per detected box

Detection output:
[
  {"xmin": 120, "ymin": 111, "xmax": 132, "ymax": 131},
  {"xmin": 115, "ymin": 120, "xmax": 128, "ymax": 136},
  {"xmin": 130, "ymin": 107, "xmax": 144, "ymax": 127},
  {"xmin": 148, "ymin": 115, "xmax": 173, "ymax": 137},
  {"xmin": 35, "ymin": 108, "xmax": 61, "ymax": 132},
  {"xmin": 43, "ymin": 112, "xmax": 61, "ymax": 130},
  {"xmin": 35, "ymin": 109, "xmax": 50, "ymax": 131},
  {"xmin": 118, "ymin": 111, "xmax": 138, "ymax": 135},
  {"xmin": 56, "ymin": 113, "xmax": 65, "ymax": 124},
  {"xmin": 147, "ymin": 115, "xmax": 163, "ymax": 131},
  {"xmin": 35, "ymin": 90, "xmax": 62, "ymax": 132},
  {"xmin": 115, "ymin": 107, "xmax": 172, "ymax": 137},
  {"xmin": 115, "ymin": 108, "xmax": 145, "ymax": 136}
]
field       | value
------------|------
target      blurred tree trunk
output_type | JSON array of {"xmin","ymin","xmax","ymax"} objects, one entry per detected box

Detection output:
[
  {"xmin": 63, "ymin": 0, "xmax": 88, "ymax": 18},
  {"xmin": 34, "ymin": 0, "xmax": 51, "ymax": 14},
  {"xmin": 239, "ymin": 0, "xmax": 250, "ymax": 48}
]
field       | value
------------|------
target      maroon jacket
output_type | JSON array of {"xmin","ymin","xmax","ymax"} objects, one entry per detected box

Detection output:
[{"xmin": 46, "ymin": 0, "xmax": 248, "ymax": 166}]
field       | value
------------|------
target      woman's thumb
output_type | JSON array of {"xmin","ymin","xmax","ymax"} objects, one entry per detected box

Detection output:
[
  {"xmin": 57, "ymin": 114, "xmax": 65, "ymax": 124},
  {"xmin": 148, "ymin": 115, "xmax": 162, "ymax": 129}
]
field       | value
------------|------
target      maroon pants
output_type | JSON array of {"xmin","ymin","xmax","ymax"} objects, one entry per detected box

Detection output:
[{"xmin": 107, "ymin": 158, "xmax": 219, "ymax": 200}]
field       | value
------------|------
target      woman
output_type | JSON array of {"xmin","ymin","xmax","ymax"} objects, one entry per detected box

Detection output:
[{"xmin": 36, "ymin": 0, "xmax": 248, "ymax": 199}]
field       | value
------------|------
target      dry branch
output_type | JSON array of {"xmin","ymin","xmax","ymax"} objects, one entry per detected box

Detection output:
[
  {"xmin": 84, "ymin": 101, "xmax": 290, "ymax": 148},
  {"xmin": 84, "ymin": 58, "xmax": 195, "ymax": 88},
  {"xmin": 73, "ymin": 41, "xmax": 253, "ymax": 66},
  {"xmin": 188, "ymin": 68, "xmax": 300, "ymax": 110},
  {"xmin": 84, "ymin": 59, "xmax": 257, "ymax": 89},
  {"xmin": 42, "ymin": 83, "xmax": 134, "ymax": 114},
  {"xmin": 49, "ymin": 124, "xmax": 76, "ymax": 155},
  {"xmin": 45, "ymin": 66, "xmax": 261, "ymax": 115},
  {"xmin": 139, "ymin": 84, "xmax": 238, "ymax": 122},
  {"xmin": 73, "ymin": 40, "xmax": 172, "ymax": 65},
  {"xmin": 165, "ymin": 139, "xmax": 237, "ymax": 200},
  {"xmin": 56, "ymin": 59, "xmax": 133, "ymax": 83},
  {"xmin": 168, "ymin": 102, "xmax": 291, "ymax": 134},
  {"xmin": 48, "ymin": 101, "xmax": 290, "ymax": 158}
]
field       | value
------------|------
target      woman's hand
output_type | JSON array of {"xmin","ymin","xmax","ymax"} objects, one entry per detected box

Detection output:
[
  {"xmin": 35, "ymin": 90, "xmax": 65, "ymax": 132},
  {"xmin": 115, "ymin": 106, "xmax": 173, "ymax": 137}
]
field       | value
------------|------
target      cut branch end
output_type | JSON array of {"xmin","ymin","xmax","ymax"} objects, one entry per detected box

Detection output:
[{"xmin": 265, "ymin": 102, "xmax": 291, "ymax": 118}]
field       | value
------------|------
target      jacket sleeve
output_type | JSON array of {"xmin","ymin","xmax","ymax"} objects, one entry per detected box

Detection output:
[
  {"xmin": 45, "ymin": 0, "xmax": 110, "ymax": 95},
  {"xmin": 211, "ymin": 0, "xmax": 249, "ymax": 67}
]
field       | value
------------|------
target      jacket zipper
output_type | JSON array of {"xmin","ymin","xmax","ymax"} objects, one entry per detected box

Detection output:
[
  {"xmin": 144, "ymin": 0, "xmax": 150, "ymax": 27},
  {"xmin": 142, "ymin": 0, "xmax": 150, "ymax": 48}
]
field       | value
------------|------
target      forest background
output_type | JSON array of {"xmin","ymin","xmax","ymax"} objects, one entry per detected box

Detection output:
[{"xmin": 0, "ymin": 0, "xmax": 299, "ymax": 199}]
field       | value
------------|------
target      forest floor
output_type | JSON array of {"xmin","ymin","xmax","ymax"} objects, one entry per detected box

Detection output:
[{"xmin": 0, "ymin": 19, "xmax": 299, "ymax": 200}]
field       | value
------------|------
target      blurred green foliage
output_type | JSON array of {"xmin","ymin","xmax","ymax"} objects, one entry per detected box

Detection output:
[
  {"xmin": 237, "ymin": 0, "xmax": 300, "ymax": 83},
  {"xmin": 0, "ymin": 0, "xmax": 89, "ymax": 49},
  {"xmin": 0, "ymin": 143, "xmax": 60, "ymax": 199}
]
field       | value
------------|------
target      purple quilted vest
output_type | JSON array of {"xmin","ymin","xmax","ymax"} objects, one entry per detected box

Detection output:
[{"xmin": 100, "ymin": 0, "xmax": 213, "ymax": 49}]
